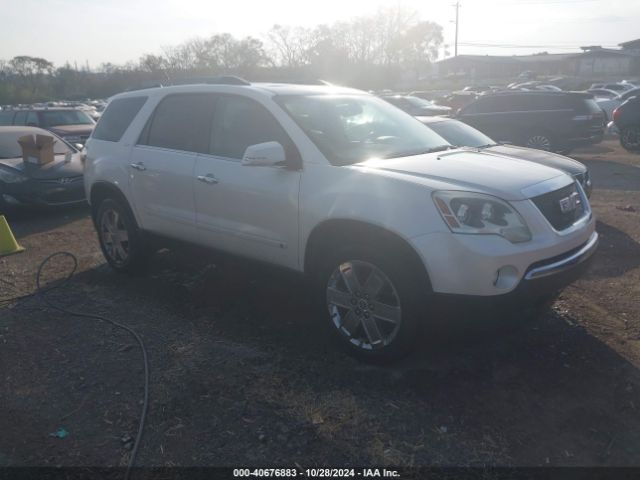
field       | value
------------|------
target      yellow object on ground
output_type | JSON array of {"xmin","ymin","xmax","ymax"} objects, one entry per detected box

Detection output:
[{"xmin": 0, "ymin": 215, "xmax": 25, "ymax": 257}]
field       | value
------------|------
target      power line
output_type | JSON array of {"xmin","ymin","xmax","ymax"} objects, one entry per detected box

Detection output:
[{"xmin": 453, "ymin": 1, "xmax": 460, "ymax": 57}]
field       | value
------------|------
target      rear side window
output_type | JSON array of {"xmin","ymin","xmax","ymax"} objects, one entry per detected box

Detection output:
[
  {"xmin": 462, "ymin": 96, "xmax": 510, "ymax": 114},
  {"xmin": 581, "ymin": 98, "xmax": 606, "ymax": 115},
  {"xmin": 93, "ymin": 97, "xmax": 147, "ymax": 142},
  {"xmin": 140, "ymin": 94, "xmax": 215, "ymax": 154},
  {"xmin": 209, "ymin": 96, "xmax": 291, "ymax": 160},
  {"xmin": 0, "ymin": 111, "xmax": 13, "ymax": 126},
  {"xmin": 13, "ymin": 111, "xmax": 27, "ymax": 125}
]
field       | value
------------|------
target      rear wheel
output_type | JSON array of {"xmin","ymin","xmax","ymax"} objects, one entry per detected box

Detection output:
[
  {"xmin": 315, "ymin": 245, "xmax": 427, "ymax": 362},
  {"xmin": 620, "ymin": 126, "xmax": 640, "ymax": 152},
  {"xmin": 95, "ymin": 198, "xmax": 150, "ymax": 274},
  {"xmin": 524, "ymin": 131, "xmax": 554, "ymax": 151}
]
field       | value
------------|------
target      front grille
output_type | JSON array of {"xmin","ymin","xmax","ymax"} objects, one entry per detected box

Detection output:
[
  {"xmin": 532, "ymin": 182, "xmax": 587, "ymax": 231},
  {"xmin": 36, "ymin": 176, "xmax": 83, "ymax": 186}
]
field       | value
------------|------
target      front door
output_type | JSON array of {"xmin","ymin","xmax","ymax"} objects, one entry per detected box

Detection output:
[{"xmin": 193, "ymin": 95, "xmax": 301, "ymax": 270}]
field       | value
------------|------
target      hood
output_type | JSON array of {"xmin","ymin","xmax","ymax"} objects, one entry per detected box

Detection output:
[
  {"xmin": 485, "ymin": 145, "xmax": 587, "ymax": 176},
  {"xmin": 49, "ymin": 125, "xmax": 94, "ymax": 137},
  {"xmin": 355, "ymin": 149, "xmax": 571, "ymax": 201},
  {"xmin": 0, "ymin": 153, "xmax": 84, "ymax": 180}
]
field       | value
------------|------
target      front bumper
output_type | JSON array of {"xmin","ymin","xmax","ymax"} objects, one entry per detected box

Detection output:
[
  {"xmin": 410, "ymin": 197, "xmax": 596, "ymax": 297},
  {"xmin": 431, "ymin": 231, "xmax": 598, "ymax": 313},
  {"xmin": 1, "ymin": 177, "xmax": 86, "ymax": 208}
]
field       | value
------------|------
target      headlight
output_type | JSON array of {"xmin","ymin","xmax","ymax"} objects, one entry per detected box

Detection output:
[
  {"xmin": 432, "ymin": 191, "xmax": 532, "ymax": 243},
  {"xmin": 583, "ymin": 170, "xmax": 592, "ymax": 198},
  {"xmin": 0, "ymin": 167, "xmax": 28, "ymax": 184}
]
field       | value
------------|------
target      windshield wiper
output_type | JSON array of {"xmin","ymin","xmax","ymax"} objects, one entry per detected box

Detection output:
[
  {"xmin": 381, "ymin": 145, "xmax": 455, "ymax": 159},
  {"xmin": 425, "ymin": 145, "xmax": 456, "ymax": 153},
  {"xmin": 475, "ymin": 143, "xmax": 501, "ymax": 149}
]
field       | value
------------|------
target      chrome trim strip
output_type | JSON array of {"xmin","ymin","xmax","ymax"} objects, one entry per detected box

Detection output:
[
  {"xmin": 520, "ymin": 174, "xmax": 573, "ymax": 199},
  {"xmin": 524, "ymin": 231, "xmax": 599, "ymax": 280}
]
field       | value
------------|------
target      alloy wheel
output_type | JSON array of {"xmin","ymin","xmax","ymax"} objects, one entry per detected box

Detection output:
[
  {"xmin": 100, "ymin": 207, "xmax": 130, "ymax": 266},
  {"xmin": 326, "ymin": 260, "xmax": 402, "ymax": 351},
  {"xmin": 525, "ymin": 134, "xmax": 552, "ymax": 151}
]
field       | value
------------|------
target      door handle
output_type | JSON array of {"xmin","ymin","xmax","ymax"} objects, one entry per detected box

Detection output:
[
  {"xmin": 130, "ymin": 162, "xmax": 146, "ymax": 171},
  {"xmin": 197, "ymin": 173, "xmax": 219, "ymax": 185}
]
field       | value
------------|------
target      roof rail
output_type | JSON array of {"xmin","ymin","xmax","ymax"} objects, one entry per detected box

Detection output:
[{"xmin": 173, "ymin": 75, "xmax": 251, "ymax": 86}]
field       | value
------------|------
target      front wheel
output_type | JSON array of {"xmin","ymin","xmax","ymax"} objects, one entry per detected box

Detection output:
[
  {"xmin": 316, "ymin": 247, "xmax": 426, "ymax": 362},
  {"xmin": 620, "ymin": 126, "xmax": 640, "ymax": 152}
]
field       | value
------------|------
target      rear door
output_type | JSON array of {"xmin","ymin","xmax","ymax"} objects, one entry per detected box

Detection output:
[
  {"xmin": 458, "ymin": 96, "xmax": 511, "ymax": 141},
  {"xmin": 193, "ymin": 94, "xmax": 302, "ymax": 269},
  {"xmin": 129, "ymin": 93, "xmax": 215, "ymax": 240}
]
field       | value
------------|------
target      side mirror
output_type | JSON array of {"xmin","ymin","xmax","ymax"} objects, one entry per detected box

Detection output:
[{"xmin": 242, "ymin": 141, "xmax": 286, "ymax": 167}]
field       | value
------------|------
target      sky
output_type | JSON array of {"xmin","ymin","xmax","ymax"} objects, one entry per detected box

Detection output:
[{"xmin": 1, "ymin": 0, "xmax": 639, "ymax": 67}]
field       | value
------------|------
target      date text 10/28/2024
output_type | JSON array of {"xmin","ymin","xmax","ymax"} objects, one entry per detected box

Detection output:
[{"xmin": 233, "ymin": 468, "xmax": 401, "ymax": 478}]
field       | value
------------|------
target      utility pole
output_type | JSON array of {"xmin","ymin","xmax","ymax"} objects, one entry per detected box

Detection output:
[{"xmin": 453, "ymin": 1, "xmax": 460, "ymax": 57}]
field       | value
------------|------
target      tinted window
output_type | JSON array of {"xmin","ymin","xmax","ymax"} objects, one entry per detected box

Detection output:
[
  {"xmin": 210, "ymin": 96, "xmax": 290, "ymax": 160},
  {"xmin": 462, "ymin": 96, "xmax": 506, "ymax": 114},
  {"xmin": 39, "ymin": 110, "xmax": 94, "ymax": 127},
  {"xmin": 142, "ymin": 94, "xmax": 215, "ymax": 154},
  {"xmin": 26, "ymin": 111, "xmax": 38, "ymax": 126},
  {"xmin": 620, "ymin": 88, "xmax": 640, "ymax": 101},
  {"xmin": 13, "ymin": 111, "xmax": 27, "ymax": 125},
  {"xmin": 0, "ymin": 111, "xmax": 14, "ymax": 126},
  {"xmin": 93, "ymin": 97, "xmax": 147, "ymax": 142}
]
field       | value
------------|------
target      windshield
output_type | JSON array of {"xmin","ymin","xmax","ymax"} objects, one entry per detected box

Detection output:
[
  {"xmin": 276, "ymin": 94, "xmax": 451, "ymax": 166},
  {"xmin": 427, "ymin": 119, "xmax": 496, "ymax": 148},
  {"xmin": 39, "ymin": 110, "xmax": 94, "ymax": 127},
  {"xmin": 0, "ymin": 131, "xmax": 72, "ymax": 159}
]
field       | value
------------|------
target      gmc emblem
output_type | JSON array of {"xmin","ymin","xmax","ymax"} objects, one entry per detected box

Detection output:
[{"xmin": 559, "ymin": 192, "xmax": 581, "ymax": 213}]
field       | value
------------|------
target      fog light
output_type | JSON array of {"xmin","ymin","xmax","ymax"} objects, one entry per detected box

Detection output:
[{"xmin": 494, "ymin": 265, "xmax": 519, "ymax": 290}]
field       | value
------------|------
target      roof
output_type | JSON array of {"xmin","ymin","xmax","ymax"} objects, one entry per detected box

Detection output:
[
  {"xmin": 113, "ymin": 82, "xmax": 366, "ymax": 101},
  {"xmin": 619, "ymin": 39, "xmax": 640, "ymax": 49}
]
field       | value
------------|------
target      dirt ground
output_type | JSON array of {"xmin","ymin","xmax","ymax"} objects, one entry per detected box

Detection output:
[{"xmin": 1, "ymin": 139, "xmax": 639, "ymax": 469}]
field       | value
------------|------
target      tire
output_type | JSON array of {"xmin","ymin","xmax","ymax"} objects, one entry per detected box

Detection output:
[
  {"xmin": 523, "ymin": 131, "xmax": 554, "ymax": 151},
  {"xmin": 620, "ymin": 126, "xmax": 640, "ymax": 152},
  {"xmin": 314, "ymin": 243, "xmax": 427, "ymax": 362},
  {"xmin": 95, "ymin": 197, "xmax": 150, "ymax": 274}
]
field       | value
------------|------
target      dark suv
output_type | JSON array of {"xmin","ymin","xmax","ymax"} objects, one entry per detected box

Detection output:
[
  {"xmin": 456, "ymin": 91, "xmax": 605, "ymax": 153},
  {"xmin": 0, "ymin": 108, "xmax": 95, "ymax": 146},
  {"xmin": 613, "ymin": 95, "xmax": 640, "ymax": 151}
]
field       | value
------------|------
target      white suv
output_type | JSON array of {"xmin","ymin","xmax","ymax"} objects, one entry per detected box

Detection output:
[{"xmin": 84, "ymin": 79, "xmax": 598, "ymax": 361}]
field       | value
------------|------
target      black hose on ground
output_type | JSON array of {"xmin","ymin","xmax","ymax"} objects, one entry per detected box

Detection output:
[{"xmin": 2, "ymin": 252, "xmax": 149, "ymax": 480}]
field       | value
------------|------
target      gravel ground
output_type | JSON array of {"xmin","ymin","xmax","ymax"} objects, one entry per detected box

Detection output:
[{"xmin": 1, "ymin": 140, "xmax": 639, "ymax": 468}]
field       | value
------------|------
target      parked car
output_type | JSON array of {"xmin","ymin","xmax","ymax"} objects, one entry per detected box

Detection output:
[
  {"xmin": 587, "ymin": 88, "xmax": 619, "ymax": 100},
  {"xmin": 439, "ymin": 91, "xmax": 478, "ymax": 111},
  {"xmin": 590, "ymin": 83, "xmax": 635, "ymax": 93},
  {"xmin": 0, "ymin": 126, "xmax": 86, "ymax": 212},
  {"xmin": 380, "ymin": 95, "xmax": 452, "ymax": 116},
  {"xmin": 0, "ymin": 108, "xmax": 95, "ymax": 146},
  {"xmin": 85, "ymin": 82, "xmax": 598, "ymax": 361},
  {"xmin": 416, "ymin": 116, "xmax": 592, "ymax": 197},
  {"xmin": 612, "ymin": 96, "xmax": 640, "ymax": 152},
  {"xmin": 456, "ymin": 91, "xmax": 605, "ymax": 154},
  {"xmin": 596, "ymin": 87, "xmax": 640, "ymax": 121}
]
